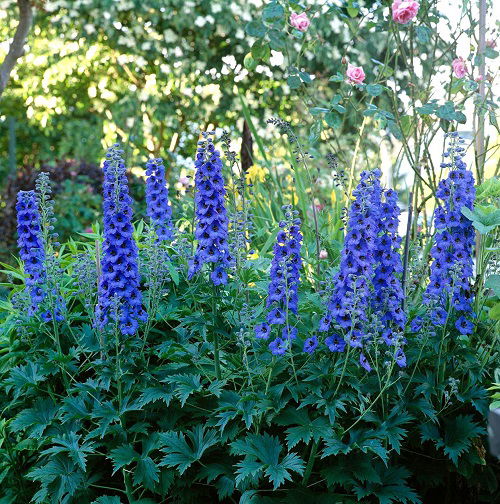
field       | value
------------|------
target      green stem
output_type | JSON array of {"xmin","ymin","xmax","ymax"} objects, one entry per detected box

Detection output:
[{"xmin": 302, "ymin": 440, "xmax": 319, "ymax": 486}]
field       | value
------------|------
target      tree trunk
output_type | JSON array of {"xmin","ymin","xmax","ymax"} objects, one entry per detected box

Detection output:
[{"xmin": 0, "ymin": 0, "xmax": 33, "ymax": 97}]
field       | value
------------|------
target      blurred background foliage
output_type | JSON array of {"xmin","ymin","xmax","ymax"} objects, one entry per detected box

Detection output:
[{"xmin": 0, "ymin": 0, "xmax": 498, "ymax": 262}]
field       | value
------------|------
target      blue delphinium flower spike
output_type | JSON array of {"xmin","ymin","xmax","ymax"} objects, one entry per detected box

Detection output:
[
  {"xmin": 319, "ymin": 170, "xmax": 382, "ymax": 353},
  {"xmin": 145, "ymin": 158, "xmax": 174, "ymax": 241},
  {"xmin": 16, "ymin": 190, "xmax": 47, "ymax": 314},
  {"xmin": 188, "ymin": 132, "xmax": 231, "ymax": 284},
  {"xmin": 423, "ymin": 133, "xmax": 475, "ymax": 333},
  {"xmin": 254, "ymin": 206, "xmax": 303, "ymax": 355},
  {"xmin": 96, "ymin": 143, "xmax": 147, "ymax": 335}
]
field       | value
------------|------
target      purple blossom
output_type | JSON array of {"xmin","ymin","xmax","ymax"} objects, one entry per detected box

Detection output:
[
  {"xmin": 96, "ymin": 144, "xmax": 147, "ymax": 335},
  {"xmin": 423, "ymin": 133, "xmax": 475, "ymax": 331},
  {"xmin": 188, "ymin": 132, "xmax": 230, "ymax": 284},
  {"xmin": 16, "ymin": 190, "xmax": 46, "ymax": 314},
  {"xmin": 145, "ymin": 158, "xmax": 174, "ymax": 241}
]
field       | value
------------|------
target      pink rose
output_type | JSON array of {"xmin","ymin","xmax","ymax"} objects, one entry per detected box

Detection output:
[
  {"xmin": 391, "ymin": 1, "xmax": 420, "ymax": 25},
  {"xmin": 319, "ymin": 250, "xmax": 328, "ymax": 260},
  {"xmin": 290, "ymin": 12, "xmax": 310, "ymax": 32},
  {"xmin": 452, "ymin": 57, "xmax": 467, "ymax": 78},
  {"xmin": 346, "ymin": 63, "xmax": 365, "ymax": 84}
]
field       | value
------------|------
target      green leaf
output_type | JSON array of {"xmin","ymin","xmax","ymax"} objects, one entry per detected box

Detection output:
[
  {"xmin": 251, "ymin": 41, "xmax": 270, "ymax": 61},
  {"xmin": 245, "ymin": 21, "xmax": 267, "ymax": 38},
  {"xmin": 325, "ymin": 111, "xmax": 342, "ymax": 128},
  {"xmin": 139, "ymin": 387, "xmax": 175, "ymax": 406},
  {"xmin": 415, "ymin": 25, "xmax": 431, "ymax": 44},
  {"xmin": 485, "ymin": 47, "xmax": 499, "ymax": 59},
  {"xmin": 416, "ymin": 102, "xmax": 437, "ymax": 115},
  {"xmin": 159, "ymin": 425, "xmax": 218, "ymax": 475},
  {"xmin": 310, "ymin": 107, "xmax": 329, "ymax": 115},
  {"xmin": 387, "ymin": 120, "xmax": 403, "ymax": 140},
  {"xmin": 133, "ymin": 456, "xmax": 159, "ymax": 490},
  {"xmin": 262, "ymin": 2, "xmax": 285, "ymax": 23},
  {"xmin": 230, "ymin": 433, "xmax": 305, "ymax": 490},
  {"xmin": 268, "ymin": 29, "xmax": 286, "ymax": 50},
  {"xmin": 243, "ymin": 53, "xmax": 257, "ymax": 71},
  {"xmin": 489, "ymin": 302, "xmax": 500, "ymax": 320},
  {"xmin": 346, "ymin": 0, "xmax": 359, "ymax": 17},
  {"xmin": 299, "ymin": 71, "xmax": 312, "ymax": 84},
  {"xmin": 309, "ymin": 120, "xmax": 322, "ymax": 144},
  {"xmin": 366, "ymin": 84, "xmax": 383, "ymax": 96},
  {"xmin": 165, "ymin": 260, "xmax": 179, "ymax": 286},
  {"xmin": 287, "ymin": 75, "xmax": 302, "ymax": 89},
  {"xmin": 163, "ymin": 374, "xmax": 202, "ymax": 406},
  {"xmin": 329, "ymin": 73, "xmax": 344, "ymax": 82},
  {"xmin": 41, "ymin": 432, "xmax": 95, "ymax": 472},
  {"xmin": 92, "ymin": 497, "xmax": 122, "ymax": 504},
  {"xmin": 109, "ymin": 444, "xmax": 139, "ymax": 474},
  {"xmin": 436, "ymin": 415, "xmax": 484, "ymax": 466},
  {"xmin": 485, "ymin": 275, "xmax": 500, "ymax": 296},
  {"xmin": 461, "ymin": 206, "xmax": 500, "ymax": 234},
  {"xmin": 10, "ymin": 399, "xmax": 58, "ymax": 438}
]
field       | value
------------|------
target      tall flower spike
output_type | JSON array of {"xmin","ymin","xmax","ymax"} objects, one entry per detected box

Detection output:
[
  {"xmin": 372, "ymin": 187, "xmax": 406, "ymax": 366},
  {"xmin": 423, "ymin": 133, "xmax": 475, "ymax": 334},
  {"xmin": 188, "ymin": 132, "xmax": 230, "ymax": 285},
  {"xmin": 319, "ymin": 169, "xmax": 382, "ymax": 352},
  {"xmin": 145, "ymin": 158, "xmax": 174, "ymax": 241},
  {"xmin": 16, "ymin": 190, "xmax": 47, "ymax": 314},
  {"xmin": 96, "ymin": 143, "xmax": 147, "ymax": 335},
  {"xmin": 254, "ymin": 206, "xmax": 303, "ymax": 356}
]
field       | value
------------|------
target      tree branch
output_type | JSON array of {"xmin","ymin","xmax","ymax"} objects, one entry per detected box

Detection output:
[{"xmin": 0, "ymin": 0, "xmax": 33, "ymax": 96}]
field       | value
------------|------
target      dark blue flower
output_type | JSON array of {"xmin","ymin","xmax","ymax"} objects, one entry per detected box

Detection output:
[
  {"xmin": 303, "ymin": 336, "xmax": 318, "ymax": 354},
  {"xmin": 255, "ymin": 323, "xmax": 271, "ymax": 339},
  {"xmin": 360, "ymin": 353, "xmax": 372, "ymax": 372},
  {"xmin": 269, "ymin": 337, "xmax": 288, "ymax": 356},
  {"xmin": 145, "ymin": 157, "xmax": 174, "ymax": 241},
  {"xmin": 455, "ymin": 315, "xmax": 473, "ymax": 335},
  {"xmin": 188, "ymin": 132, "xmax": 230, "ymax": 284},
  {"xmin": 395, "ymin": 348, "xmax": 406, "ymax": 368},
  {"xmin": 282, "ymin": 326, "xmax": 298, "ymax": 340},
  {"xmin": 325, "ymin": 334, "xmax": 346, "ymax": 352},
  {"xmin": 96, "ymin": 144, "xmax": 147, "ymax": 335},
  {"xmin": 16, "ymin": 190, "xmax": 46, "ymax": 314}
]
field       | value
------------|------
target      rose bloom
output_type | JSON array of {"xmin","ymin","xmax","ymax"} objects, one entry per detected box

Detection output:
[
  {"xmin": 346, "ymin": 63, "xmax": 365, "ymax": 84},
  {"xmin": 452, "ymin": 57, "xmax": 467, "ymax": 78},
  {"xmin": 290, "ymin": 12, "xmax": 310, "ymax": 32},
  {"xmin": 391, "ymin": 0, "xmax": 420, "ymax": 25},
  {"xmin": 319, "ymin": 249, "xmax": 328, "ymax": 260}
]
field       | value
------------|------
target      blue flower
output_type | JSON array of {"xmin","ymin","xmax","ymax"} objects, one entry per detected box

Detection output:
[
  {"xmin": 320, "ymin": 170, "xmax": 382, "ymax": 339},
  {"xmin": 360, "ymin": 353, "xmax": 372, "ymax": 372},
  {"xmin": 423, "ymin": 133, "xmax": 475, "ymax": 332},
  {"xmin": 188, "ymin": 132, "xmax": 230, "ymax": 284},
  {"xmin": 372, "ymin": 188, "xmax": 405, "ymax": 331},
  {"xmin": 145, "ymin": 158, "xmax": 174, "ymax": 241},
  {"xmin": 282, "ymin": 326, "xmax": 298, "ymax": 340},
  {"xmin": 303, "ymin": 336, "xmax": 318, "ymax": 354},
  {"xmin": 325, "ymin": 334, "xmax": 346, "ymax": 352},
  {"xmin": 96, "ymin": 144, "xmax": 147, "ymax": 335},
  {"xmin": 395, "ymin": 348, "xmax": 406, "ymax": 368},
  {"xmin": 269, "ymin": 337, "xmax": 288, "ymax": 356},
  {"xmin": 16, "ymin": 190, "xmax": 46, "ymax": 314},
  {"xmin": 255, "ymin": 323, "xmax": 271, "ymax": 339},
  {"xmin": 254, "ymin": 207, "xmax": 303, "ymax": 355},
  {"xmin": 455, "ymin": 315, "xmax": 473, "ymax": 335}
]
